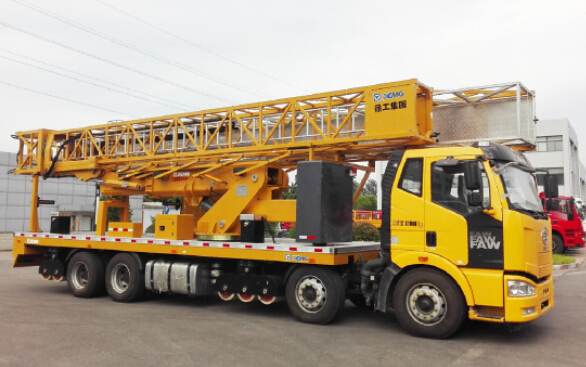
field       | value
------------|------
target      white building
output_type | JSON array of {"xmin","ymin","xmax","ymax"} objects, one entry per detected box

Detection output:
[
  {"xmin": 0, "ymin": 151, "xmax": 142, "ymax": 233},
  {"xmin": 524, "ymin": 118, "xmax": 584, "ymax": 198}
]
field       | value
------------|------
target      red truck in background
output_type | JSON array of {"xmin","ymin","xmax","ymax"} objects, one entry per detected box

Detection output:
[{"xmin": 540, "ymin": 193, "xmax": 586, "ymax": 254}]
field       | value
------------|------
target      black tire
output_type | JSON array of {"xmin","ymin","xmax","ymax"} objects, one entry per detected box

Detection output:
[
  {"xmin": 66, "ymin": 252, "xmax": 105, "ymax": 298},
  {"xmin": 393, "ymin": 268, "xmax": 466, "ymax": 339},
  {"xmin": 105, "ymin": 253, "xmax": 145, "ymax": 303},
  {"xmin": 285, "ymin": 266, "xmax": 346, "ymax": 325},
  {"xmin": 552, "ymin": 234, "xmax": 565, "ymax": 254}
]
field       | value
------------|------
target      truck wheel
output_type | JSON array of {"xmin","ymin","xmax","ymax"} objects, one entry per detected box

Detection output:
[
  {"xmin": 66, "ymin": 252, "xmax": 105, "ymax": 298},
  {"xmin": 285, "ymin": 266, "xmax": 345, "ymax": 324},
  {"xmin": 105, "ymin": 253, "xmax": 145, "ymax": 303},
  {"xmin": 393, "ymin": 268, "xmax": 466, "ymax": 339},
  {"xmin": 552, "ymin": 234, "xmax": 565, "ymax": 254}
]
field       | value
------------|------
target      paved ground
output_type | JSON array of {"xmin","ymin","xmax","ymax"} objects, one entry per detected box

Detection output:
[
  {"xmin": 1, "ymin": 252, "xmax": 586, "ymax": 367},
  {"xmin": 0, "ymin": 233, "xmax": 12, "ymax": 251}
]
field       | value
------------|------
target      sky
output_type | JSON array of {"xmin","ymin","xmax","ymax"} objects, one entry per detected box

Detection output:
[{"xmin": 1, "ymin": 0, "xmax": 585, "ymax": 162}]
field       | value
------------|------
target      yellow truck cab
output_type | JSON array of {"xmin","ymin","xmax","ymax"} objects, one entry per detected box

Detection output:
[{"xmin": 361, "ymin": 141, "xmax": 553, "ymax": 338}]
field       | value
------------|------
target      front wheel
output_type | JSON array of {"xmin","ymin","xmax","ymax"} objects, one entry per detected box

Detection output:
[
  {"xmin": 552, "ymin": 234, "xmax": 565, "ymax": 254},
  {"xmin": 393, "ymin": 268, "xmax": 466, "ymax": 339},
  {"xmin": 105, "ymin": 253, "xmax": 145, "ymax": 303},
  {"xmin": 285, "ymin": 266, "xmax": 345, "ymax": 324}
]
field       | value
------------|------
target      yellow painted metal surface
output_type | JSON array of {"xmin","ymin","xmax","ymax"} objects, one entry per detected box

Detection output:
[
  {"xmin": 503, "ymin": 274, "xmax": 553, "ymax": 322},
  {"xmin": 503, "ymin": 210, "xmax": 552, "ymax": 278},
  {"xmin": 13, "ymin": 79, "xmax": 434, "ymax": 180},
  {"xmin": 391, "ymin": 250, "xmax": 476, "ymax": 306},
  {"xmin": 108, "ymin": 222, "xmax": 143, "ymax": 238},
  {"xmin": 461, "ymin": 268, "xmax": 504, "ymax": 307},
  {"xmin": 155, "ymin": 215, "xmax": 195, "ymax": 240}
]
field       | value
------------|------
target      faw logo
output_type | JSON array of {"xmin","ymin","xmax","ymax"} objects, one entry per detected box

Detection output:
[{"xmin": 470, "ymin": 231, "xmax": 501, "ymax": 250}]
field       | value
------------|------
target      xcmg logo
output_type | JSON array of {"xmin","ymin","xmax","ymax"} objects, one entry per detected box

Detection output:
[
  {"xmin": 373, "ymin": 90, "xmax": 405, "ymax": 102},
  {"xmin": 470, "ymin": 231, "xmax": 501, "ymax": 250}
]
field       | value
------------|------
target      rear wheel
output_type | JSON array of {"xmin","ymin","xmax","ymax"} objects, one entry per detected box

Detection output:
[
  {"xmin": 393, "ymin": 268, "xmax": 466, "ymax": 339},
  {"xmin": 105, "ymin": 253, "xmax": 144, "ymax": 303},
  {"xmin": 285, "ymin": 266, "xmax": 345, "ymax": 324},
  {"xmin": 66, "ymin": 252, "xmax": 105, "ymax": 298},
  {"xmin": 552, "ymin": 234, "xmax": 565, "ymax": 254}
]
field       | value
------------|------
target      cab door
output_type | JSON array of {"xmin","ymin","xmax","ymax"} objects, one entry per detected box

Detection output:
[
  {"xmin": 390, "ymin": 157, "xmax": 425, "ymax": 252},
  {"xmin": 423, "ymin": 157, "xmax": 469, "ymax": 265}
]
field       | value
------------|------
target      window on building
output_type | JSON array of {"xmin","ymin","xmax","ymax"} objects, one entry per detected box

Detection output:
[
  {"xmin": 536, "ymin": 168, "xmax": 565, "ymax": 186},
  {"xmin": 536, "ymin": 136, "xmax": 563, "ymax": 152}
]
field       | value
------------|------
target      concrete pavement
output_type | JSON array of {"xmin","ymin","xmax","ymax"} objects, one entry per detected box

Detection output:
[{"xmin": 0, "ymin": 232, "xmax": 12, "ymax": 251}]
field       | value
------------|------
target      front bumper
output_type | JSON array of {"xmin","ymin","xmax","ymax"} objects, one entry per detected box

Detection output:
[{"xmin": 503, "ymin": 274, "xmax": 553, "ymax": 322}]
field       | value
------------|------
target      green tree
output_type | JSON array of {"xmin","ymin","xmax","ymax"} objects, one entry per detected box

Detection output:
[
  {"xmin": 354, "ymin": 195, "xmax": 377, "ymax": 210},
  {"xmin": 361, "ymin": 178, "xmax": 378, "ymax": 197},
  {"xmin": 352, "ymin": 222, "xmax": 380, "ymax": 241},
  {"xmin": 145, "ymin": 216, "xmax": 156, "ymax": 234}
]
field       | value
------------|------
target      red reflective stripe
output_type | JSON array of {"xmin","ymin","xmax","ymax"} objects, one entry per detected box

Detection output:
[
  {"xmin": 115, "ymin": 238, "xmax": 121, "ymax": 242},
  {"xmin": 267, "ymin": 246, "xmax": 275, "ymax": 250},
  {"xmin": 183, "ymin": 242, "xmax": 189, "ymax": 246},
  {"xmin": 223, "ymin": 244, "xmax": 230, "ymax": 248},
  {"xmin": 131, "ymin": 240, "xmax": 137, "ymax": 243},
  {"xmin": 45, "ymin": 235, "xmax": 49, "ymax": 238},
  {"xmin": 314, "ymin": 248, "xmax": 323, "ymax": 253},
  {"xmin": 123, "ymin": 228, "xmax": 129, "ymax": 232},
  {"xmin": 101, "ymin": 238, "xmax": 106, "ymax": 241},
  {"xmin": 71, "ymin": 236, "xmax": 76, "ymax": 239},
  {"xmin": 307, "ymin": 236, "xmax": 316, "ymax": 240},
  {"xmin": 86, "ymin": 237, "xmax": 91, "ymax": 240},
  {"xmin": 165, "ymin": 241, "xmax": 171, "ymax": 245},
  {"xmin": 203, "ymin": 243, "xmax": 210, "ymax": 247},
  {"xmin": 58, "ymin": 236, "xmax": 63, "ymax": 239},
  {"xmin": 245, "ymin": 245, "xmax": 253, "ymax": 249},
  {"xmin": 20, "ymin": 233, "xmax": 24, "ymax": 236},
  {"xmin": 32, "ymin": 234, "xmax": 37, "ymax": 237},
  {"xmin": 148, "ymin": 240, "xmax": 154, "ymax": 244},
  {"xmin": 289, "ymin": 247, "xmax": 297, "ymax": 251}
]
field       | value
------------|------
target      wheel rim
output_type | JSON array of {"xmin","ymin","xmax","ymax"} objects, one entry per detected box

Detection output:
[
  {"xmin": 71, "ymin": 262, "xmax": 89, "ymax": 290},
  {"xmin": 295, "ymin": 275, "xmax": 327, "ymax": 313},
  {"xmin": 406, "ymin": 283, "xmax": 446, "ymax": 326},
  {"xmin": 110, "ymin": 264, "xmax": 130, "ymax": 294}
]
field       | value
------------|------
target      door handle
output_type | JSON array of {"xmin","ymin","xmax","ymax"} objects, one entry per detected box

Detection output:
[{"xmin": 426, "ymin": 231, "xmax": 437, "ymax": 248}]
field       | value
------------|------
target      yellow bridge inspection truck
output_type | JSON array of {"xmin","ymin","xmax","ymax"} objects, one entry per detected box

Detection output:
[{"xmin": 11, "ymin": 79, "xmax": 554, "ymax": 338}]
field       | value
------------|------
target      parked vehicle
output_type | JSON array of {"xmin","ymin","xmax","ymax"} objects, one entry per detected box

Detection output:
[
  {"xmin": 540, "ymin": 193, "xmax": 586, "ymax": 254},
  {"xmin": 11, "ymin": 80, "xmax": 553, "ymax": 339}
]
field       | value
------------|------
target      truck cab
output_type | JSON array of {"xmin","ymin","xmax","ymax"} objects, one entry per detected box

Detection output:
[
  {"xmin": 540, "ymin": 193, "xmax": 586, "ymax": 254},
  {"xmin": 368, "ymin": 142, "xmax": 553, "ymax": 338}
]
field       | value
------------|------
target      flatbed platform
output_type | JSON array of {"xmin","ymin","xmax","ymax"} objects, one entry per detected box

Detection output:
[{"xmin": 13, "ymin": 232, "xmax": 381, "ymax": 266}]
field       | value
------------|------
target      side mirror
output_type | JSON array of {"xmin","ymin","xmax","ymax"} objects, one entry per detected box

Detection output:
[
  {"xmin": 568, "ymin": 210, "xmax": 575, "ymax": 221},
  {"xmin": 545, "ymin": 199, "xmax": 560, "ymax": 212},
  {"xmin": 467, "ymin": 192, "xmax": 483, "ymax": 207},
  {"xmin": 463, "ymin": 161, "xmax": 481, "ymax": 190},
  {"xmin": 544, "ymin": 174, "xmax": 559, "ymax": 199}
]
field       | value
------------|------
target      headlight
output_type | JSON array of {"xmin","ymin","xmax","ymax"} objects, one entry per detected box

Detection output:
[{"xmin": 507, "ymin": 280, "xmax": 536, "ymax": 297}]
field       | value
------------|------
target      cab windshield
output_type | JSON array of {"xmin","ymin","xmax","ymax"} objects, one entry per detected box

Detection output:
[{"xmin": 498, "ymin": 164, "xmax": 543, "ymax": 212}]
